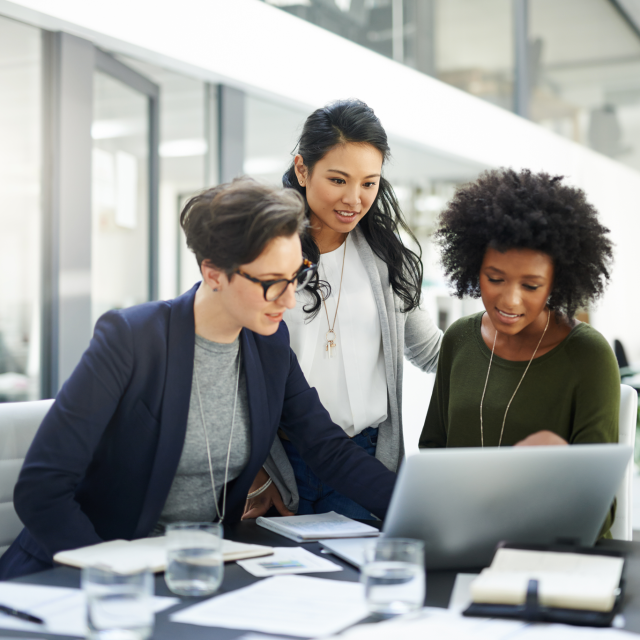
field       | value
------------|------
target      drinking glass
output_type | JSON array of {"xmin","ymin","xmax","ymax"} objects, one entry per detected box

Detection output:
[
  {"xmin": 361, "ymin": 538, "xmax": 425, "ymax": 616},
  {"xmin": 82, "ymin": 565, "xmax": 154, "ymax": 640},
  {"xmin": 165, "ymin": 522, "xmax": 224, "ymax": 596}
]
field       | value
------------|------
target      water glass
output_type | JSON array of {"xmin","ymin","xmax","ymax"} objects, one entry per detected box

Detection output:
[
  {"xmin": 361, "ymin": 538, "xmax": 425, "ymax": 616},
  {"xmin": 165, "ymin": 522, "xmax": 224, "ymax": 596},
  {"xmin": 82, "ymin": 565, "xmax": 154, "ymax": 640}
]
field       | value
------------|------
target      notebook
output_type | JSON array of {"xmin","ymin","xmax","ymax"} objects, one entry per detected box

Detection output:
[
  {"xmin": 53, "ymin": 536, "xmax": 273, "ymax": 573},
  {"xmin": 469, "ymin": 548, "xmax": 624, "ymax": 612},
  {"xmin": 256, "ymin": 512, "xmax": 380, "ymax": 543}
]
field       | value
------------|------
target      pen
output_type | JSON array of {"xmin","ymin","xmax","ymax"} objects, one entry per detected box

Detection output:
[{"xmin": 0, "ymin": 603, "xmax": 44, "ymax": 624}]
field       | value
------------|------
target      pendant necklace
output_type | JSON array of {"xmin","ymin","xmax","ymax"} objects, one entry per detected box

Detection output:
[
  {"xmin": 479, "ymin": 309, "xmax": 550, "ymax": 447},
  {"xmin": 194, "ymin": 345, "xmax": 241, "ymax": 523},
  {"xmin": 321, "ymin": 236, "xmax": 347, "ymax": 359}
]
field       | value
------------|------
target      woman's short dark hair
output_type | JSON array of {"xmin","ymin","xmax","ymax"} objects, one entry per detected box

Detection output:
[
  {"xmin": 283, "ymin": 99, "xmax": 423, "ymax": 316},
  {"xmin": 180, "ymin": 176, "xmax": 306, "ymax": 274},
  {"xmin": 435, "ymin": 168, "xmax": 613, "ymax": 319}
]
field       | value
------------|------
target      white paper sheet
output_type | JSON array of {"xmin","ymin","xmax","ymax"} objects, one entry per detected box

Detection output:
[
  {"xmin": 0, "ymin": 583, "xmax": 178, "ymax": 637},
  {"xmin": 171, "ymin": 574, "xmax": 369, "ymax": 637},
  {"xmin": 237, "ymin": 547, "xmax": 342, "ymax": 577},
  {"xmin": 448, "ymin": 573, "xmax": 478, "ymax": 612},
  {"xmin": 320, "ymin": 608, "xmax": 639, "ymax": 640}
]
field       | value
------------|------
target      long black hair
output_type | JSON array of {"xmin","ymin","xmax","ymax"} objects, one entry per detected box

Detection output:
[{"xmin": 283, "ymin": 99, "xmax": 423, "ymax": 317}]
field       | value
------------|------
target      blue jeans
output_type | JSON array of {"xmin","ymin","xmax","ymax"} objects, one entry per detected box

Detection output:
[{"xmin": 281, "ymin": 427, "xmax": 378, "ymax": 520}]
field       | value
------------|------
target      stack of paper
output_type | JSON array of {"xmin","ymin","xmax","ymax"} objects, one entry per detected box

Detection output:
[
  {"xmin": 171, "ymin": 575, "xmax": 369, "ymax": 637},
  {"xmin": 53, "ymin": 536, "xmax": 273, "ymax": 573},
  {"xmin": 256, "ymin": 511, "xmax": 380, "ymax": 542},
  {"xmin": 470, "ymin": 549, "xmax": 625, "ymax": 612}
]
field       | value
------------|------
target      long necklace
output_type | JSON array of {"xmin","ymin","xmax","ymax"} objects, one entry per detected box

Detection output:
[
  {"xmin": 321, "ymin": 236, "xmax": 347, "ymax": 359},
  {"xmin": 194, "ymin": 346, "xmax": 241, "ymax": 523},
  {"xmin": 479, "ymin": 309, "xmax": 550, "ymax": 447}
]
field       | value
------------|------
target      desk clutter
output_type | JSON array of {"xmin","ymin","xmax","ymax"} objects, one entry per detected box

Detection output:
[{"xmin": 0, "ymin": 521, "xmax": 636, "ymax": 640}]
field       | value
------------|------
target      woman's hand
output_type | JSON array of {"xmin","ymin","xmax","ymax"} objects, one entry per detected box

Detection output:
[
  {"xmin": 242, "ymin": 467, "xmax": 294, "ymax": 520},
  {"xmin": 514, "ymin": 430, "xmax": 568, "ymax": 447}
]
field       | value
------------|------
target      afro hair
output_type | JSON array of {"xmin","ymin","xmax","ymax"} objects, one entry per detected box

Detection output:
[{"xmin": 435, "ymin": 168, "xmax": 613, "ymax": 319}]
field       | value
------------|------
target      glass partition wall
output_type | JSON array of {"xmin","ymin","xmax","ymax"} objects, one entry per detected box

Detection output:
[
  {"xmin": 530, "ymin": 0, "xmax": 640, "ymax": 172},
  {"xmin": 0, "ymin": 16, "xmax": 41, "ymax": 401},
  {"xmin": 92, "ymin": 71, "xmax": 150, "ymax": 324}
]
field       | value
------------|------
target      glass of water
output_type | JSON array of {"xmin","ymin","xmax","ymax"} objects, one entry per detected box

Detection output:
[
  {"xmin": 361, "ymin": 538, "xmax": 425, "ymax": 617},
  {"xmin": 165, "ymin": 522, "xmax": 224, "ymax": 596},
  {"xmin": 82, "ymin": 565, "xmax": 154, "ymax": 640}
]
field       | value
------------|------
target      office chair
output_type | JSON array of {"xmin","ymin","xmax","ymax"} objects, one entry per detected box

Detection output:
[
  {"xmin": 0, "ymin": 399, "xmax": 54, "ymax": 557},
  {"xmin": 610, "ymin": 384, "xmax": 638, "ymax": 541}
]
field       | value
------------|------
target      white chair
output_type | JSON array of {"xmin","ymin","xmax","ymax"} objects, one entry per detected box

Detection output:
[
  {"xmin": 610, "ymin": 384, "xmax": 638, "ymax": 541},
  {"xmin": 0, "ymin": 399, "xmax": 54, "ymax": 556}
]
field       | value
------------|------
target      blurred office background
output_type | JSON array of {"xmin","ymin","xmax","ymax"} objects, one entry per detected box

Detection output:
[{"xmin": 1, "ymin": 0, "xmax": 640, "ymax": 454}]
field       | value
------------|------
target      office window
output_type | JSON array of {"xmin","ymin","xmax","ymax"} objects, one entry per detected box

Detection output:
[
  {"xmin": 530, "ymin": 0, "xmax": 640, "ymax": 172},
  {"xmin": 0, "ymin": 16, "xmax": 41, "ymax": 401},
  {"xmin": 434, "ymin": 0, "xmax": 514, "ymax": 111},
  {"xmin": 245, "ymin": 96, "xmax": 308, "ymax": 187},
  {"xmin": 267, "ymin": 0, "xmax": 512, "ymax": 109},
  {"xmin": 115, "ymin": 56, "xmax": 209, "ymax": 297},
  {"xmin": 91, "ymin": 71, "xmax": 150, "ymax": 324}
]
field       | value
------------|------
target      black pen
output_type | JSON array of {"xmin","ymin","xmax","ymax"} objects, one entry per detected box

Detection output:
[{"xmin": 0, "ymin": 603, "xmax": 44, "ymax": 624}]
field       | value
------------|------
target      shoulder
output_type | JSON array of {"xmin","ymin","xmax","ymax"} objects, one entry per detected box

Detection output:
[
  {"xmin": 562, "ymin": 322, "xmax": 618, "ymax": 372},
  {"xmin": 95, "ymin": 299, "xmax": 172, "ymax": 340},
  {"xmin": 434, "ymin": 312, "xmax": 482, "ymax": 369},
  {"xmin": 443, "ymin": 313, "xmax": 482, "ymax": 347}
]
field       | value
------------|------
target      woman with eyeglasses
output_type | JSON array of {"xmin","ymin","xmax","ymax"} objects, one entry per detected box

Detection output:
[
  {"xmin": 243, "ymin": 100, "xmax": 442, "ymax": 520},
  {"xmin": 0, "ymin": 178, "xmax": 396, "ymax": 579}
]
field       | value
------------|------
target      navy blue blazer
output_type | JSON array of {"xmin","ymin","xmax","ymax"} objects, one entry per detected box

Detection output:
[{"xmin": 2, "ymin": 284, "xmax": 396, "ymax": 577}]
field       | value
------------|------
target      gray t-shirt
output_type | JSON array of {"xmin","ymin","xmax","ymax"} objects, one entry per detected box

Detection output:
[{"xmin": 154, "ymin": 334, "xmax": 251, "ymax": 533}]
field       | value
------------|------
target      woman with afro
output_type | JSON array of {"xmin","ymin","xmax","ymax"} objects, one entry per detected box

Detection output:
[{"xmin": 419, "ymin": 168, "xmax": 618, "ymax": 532}]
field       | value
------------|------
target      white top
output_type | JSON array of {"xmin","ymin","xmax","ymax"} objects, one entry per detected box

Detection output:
[{"xmin": 284, "ymin": 235, "xmax": 387, "ymax": 437}]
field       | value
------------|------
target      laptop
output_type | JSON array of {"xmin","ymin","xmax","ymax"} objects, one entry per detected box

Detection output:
[{"xmin": 323, "ymin": 444, "xmax": 632, "ymax": 570}]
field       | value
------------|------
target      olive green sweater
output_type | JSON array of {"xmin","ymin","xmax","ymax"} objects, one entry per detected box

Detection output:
[{"xmin": 419, "ymin": 313, "xmax": 620, "ymax": 536}]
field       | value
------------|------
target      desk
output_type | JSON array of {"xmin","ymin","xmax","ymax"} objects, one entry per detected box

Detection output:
[{"xmin": 2, "ymin": 525, "xmax": 640, "ymax": 639}]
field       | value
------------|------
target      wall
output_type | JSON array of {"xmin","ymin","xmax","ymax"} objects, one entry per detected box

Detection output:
[{"xmin": 2, "ymin": 0, "xmax": 640, "ymax": 360}]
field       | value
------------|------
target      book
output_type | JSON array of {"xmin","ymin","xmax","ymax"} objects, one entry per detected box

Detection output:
[
  {"xmin": 53, "ymin": 536, "xmax": 273, "ymax": 574},
  {"xmin": 469, "ymin": 548, "xmax": 625, "ymax": 613},
  {"xmin": 256, "ymin": 511, "xmax": 380, "ymax": 543}
]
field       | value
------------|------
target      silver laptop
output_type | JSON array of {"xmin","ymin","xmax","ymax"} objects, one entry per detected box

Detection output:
[
  {"xmin": 380, "ymin": 444, "xmax": 632, "ymax": 569},
  {"xmin": 322, "ymin": 444, "xmax": 632, "ymax": 570}
]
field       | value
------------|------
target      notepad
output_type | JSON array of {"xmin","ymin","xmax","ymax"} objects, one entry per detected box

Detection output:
[
  {"xmin": 53, "ymin": 536, "xmax": 273, "ymax": 574},
  {"xmin": 256, "ymin": 511, "xmax": 380, "ymax": 542},
  {"xmin": 470, "ymin": 548, "xmax": 625, "ymax": 612}
]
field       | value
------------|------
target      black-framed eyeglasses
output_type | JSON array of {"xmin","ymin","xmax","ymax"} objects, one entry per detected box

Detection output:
[{"xmin": 235, "ymin": 259, "xmax": 318, "ymax": 302}]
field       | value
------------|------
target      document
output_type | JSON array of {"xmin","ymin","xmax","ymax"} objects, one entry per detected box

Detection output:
[
  {"xmin": 256, "ymin": 511, "xmax": 380, "ymax": 543},
  {"xmin": 171, "ymin": 574, "xmax": 369, "ymax": 637},
  {"xmin": 0, "ymin": 583, "xmax": 177, "ymax": 637},
  {"xmin": 321, "ymin": 608, "xmax": 638, "ymax": 640},
  {"xmin": 53, "ymin": 536, "xmax": 273, "ymax": 573},
  {"xmin": 448, "ymin": 573, "xmax": 478, "ymax": 612},
  {"xmin": 237, "ymin": 547, "xmax": 342, "ymax": 577}
]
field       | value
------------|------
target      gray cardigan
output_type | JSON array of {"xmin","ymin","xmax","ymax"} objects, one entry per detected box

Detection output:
[{"xmin": 264, "ymin": 225, "xmax": 443, "ymax": 511}]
